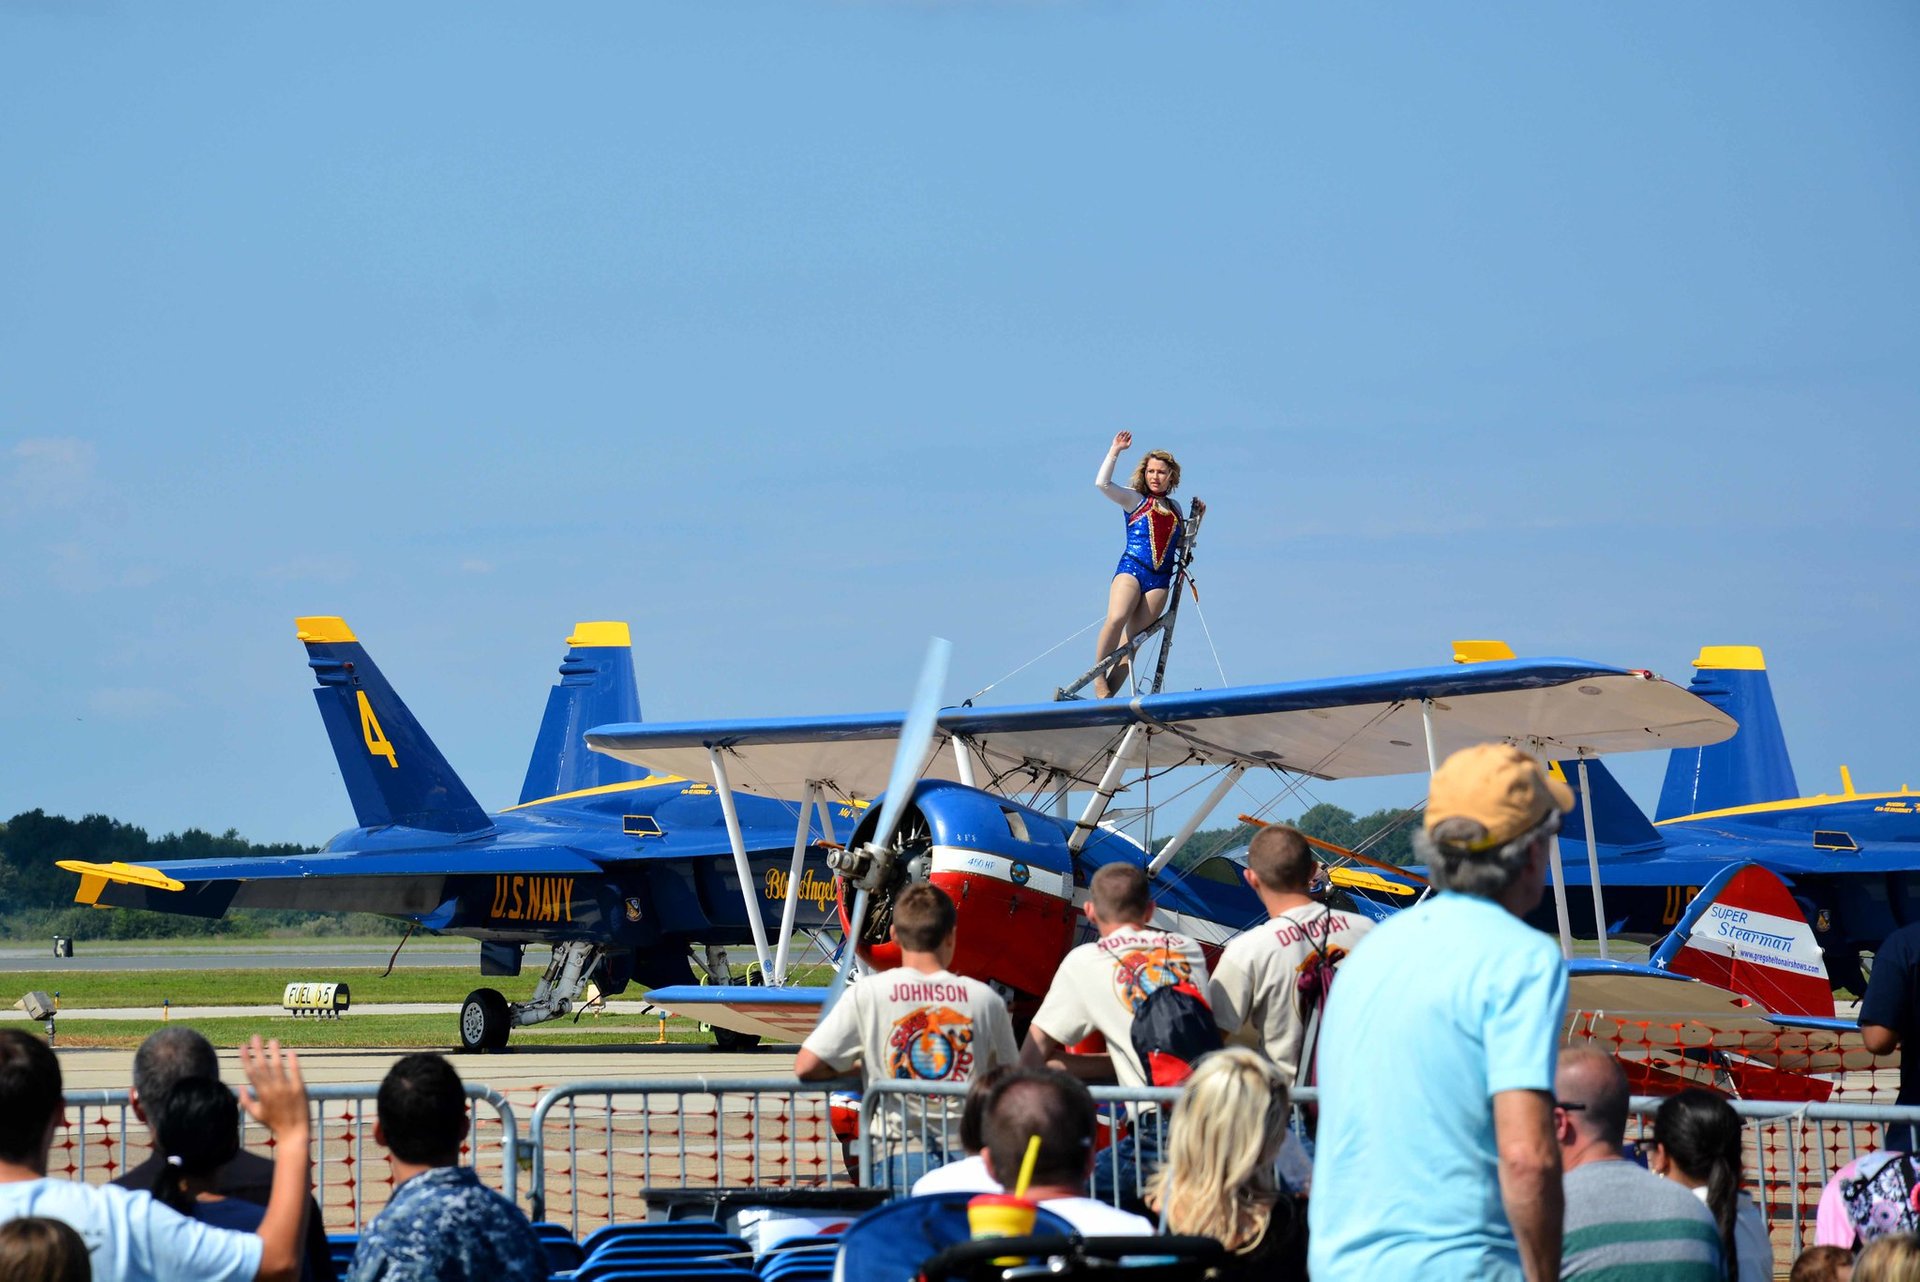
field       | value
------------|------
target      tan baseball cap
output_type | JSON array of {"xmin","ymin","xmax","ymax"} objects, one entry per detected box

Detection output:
[{"xmin": 1424, "ymin": 743, "xmax": 1575, "ymax": 852}]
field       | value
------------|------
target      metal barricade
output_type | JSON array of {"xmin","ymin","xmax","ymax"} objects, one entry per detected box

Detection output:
[
  {"xmin": 58, "ymin": 1084, "xmax": 518, "ymax": 1233},
  {"xmin": 859, "ymin": 1080, "xmax": 1181, "ymax": 1205},
  {"xmin": 861, "ymin": 1078, "xmax": 1920, "ymax": 1258},
  {"xmin": 1624, "ymin": 1094, "xmax": 1920, "ymax": 1261},
  {"xmin": 526, "ymin": 1076, "xmax": 863, "ymax": 1233}
]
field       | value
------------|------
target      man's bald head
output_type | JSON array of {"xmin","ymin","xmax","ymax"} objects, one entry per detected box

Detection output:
[{"xmin": 1555, "ymin": 1045, "xmax": 1629, "ymax": 1150}]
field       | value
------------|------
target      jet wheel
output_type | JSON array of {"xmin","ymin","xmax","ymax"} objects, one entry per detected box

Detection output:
[{"xmin": 460, "ymin": 988, "xmax": 511, "ymax": 1053}]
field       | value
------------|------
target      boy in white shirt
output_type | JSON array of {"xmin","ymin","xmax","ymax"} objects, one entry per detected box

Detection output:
[
  {"xmin": 1021, "ymin": 862, "xmax": 1210, "ymax": 1205},
  {"xmin": 797, "ymin": 883, "xmax": 1017, "ymax": 1189},
  {"xmin": 1209, "ymin": 824, "xmax": 1372, "ymax": 1084}
]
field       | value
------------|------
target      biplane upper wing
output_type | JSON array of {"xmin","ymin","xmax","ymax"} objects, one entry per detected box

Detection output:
[{"xmin": 587, "ymin": 657, "xmax": 1736, "ymax": 800}]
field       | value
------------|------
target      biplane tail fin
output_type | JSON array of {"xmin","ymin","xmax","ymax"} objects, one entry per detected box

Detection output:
[
  {"xmin": 1652, "ymin": 862, "xmax": 1834, "ymax": 1019},
  {"xmin": 296, "ymin": 617, "xmax": 493, "ymax": 835},
  {"xmin": 1549, "ymin": 758, "xmax": 1663, "ymax": 853},
  {"xmin": 1656, "ymin": 646, "xmax": 1799, "ymax": 821},
  {"xmin": 518, "ymin": 622, "xmax": 649, "ymax": 804}
]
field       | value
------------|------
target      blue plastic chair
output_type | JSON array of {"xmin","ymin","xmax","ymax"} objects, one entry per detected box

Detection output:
[
  {"xmin": 532, "ymin": 1222, "xmax": 585, "ymax": 1275},
  {"xmin": 760, "ymin": 1251, "xmax": 837, "ymax": 1282},
  {"xmin": 580, "ymin": 1220, "xmax": 727, "ymax": 1255},
  {"xmin": 585, "ymin": 1238, "xmax": 750, "ymax": 1263}
]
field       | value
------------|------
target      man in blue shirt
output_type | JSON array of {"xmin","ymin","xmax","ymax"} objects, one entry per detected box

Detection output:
[
  {"xmin": 1858, "ymin": 922, "xmax": 1920, "ymax": 1150},
  {"xmin": 0, "ymin": 1028, "xmax": 314, "ymax": 1282},
  {"xmin": 346, "ymin": 1054, "xmax": 544, "ymax": 1282},
  {"xmin": 1308, "ymin": 743, "xmax": 1572, "ymax": 1282}
]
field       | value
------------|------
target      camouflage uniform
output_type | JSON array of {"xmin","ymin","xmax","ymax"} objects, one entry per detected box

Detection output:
[{"xmin": 346, "ymin": 1166, "xmax": 545, "ymax": 1282}]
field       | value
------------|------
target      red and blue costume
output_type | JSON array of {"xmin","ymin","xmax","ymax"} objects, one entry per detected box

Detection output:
[{"xmin": 1096, "ymin": 456, "xmax": 1185, "ymax": 592}]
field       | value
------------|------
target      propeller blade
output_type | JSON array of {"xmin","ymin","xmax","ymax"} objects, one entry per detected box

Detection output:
[
  {"xmin": 820, "ymin": 637, "xmax": 951, "ymax": 1021},
  {"xmin": 868, "ymin": 637, "xmax": 952, "ymax": 856}
]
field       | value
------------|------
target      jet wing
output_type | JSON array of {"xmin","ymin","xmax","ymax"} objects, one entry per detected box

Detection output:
[{"xmin": 588, "ymin": 657, "xmax": 1736, "ymax": 800}]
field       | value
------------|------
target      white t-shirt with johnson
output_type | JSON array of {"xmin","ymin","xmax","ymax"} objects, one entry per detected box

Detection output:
[
  {"xmin": 802, "ymin": 967, "xmax": 1017, "ymax": 1145},
  {"xmin": 1210, "ymin": 903, "xmax": 1373, "ymax": 1083},
  {"xmin": 1029, "ymin": 923, "xmax": 1211, "ymax": 1092}
]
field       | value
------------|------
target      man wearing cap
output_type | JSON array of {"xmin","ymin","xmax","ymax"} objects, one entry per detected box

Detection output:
[{"xmin": 1307, "ymin": 744, "xmax": 1572, "ymax": 1282}]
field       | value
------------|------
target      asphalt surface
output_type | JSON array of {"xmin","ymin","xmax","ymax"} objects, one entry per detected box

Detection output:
[{"xmin": 0, "ymin": 942, "xmax": 481, "ymax": 972}]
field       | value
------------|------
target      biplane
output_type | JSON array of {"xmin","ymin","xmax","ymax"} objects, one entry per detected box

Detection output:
[
  {"xmin": 57, "ymin": 611, "xmax": 1742, "ymax": 1055},
  {"xmin": 586, "ymin": 643, "xmax": 1743, "ymax": 1043}
]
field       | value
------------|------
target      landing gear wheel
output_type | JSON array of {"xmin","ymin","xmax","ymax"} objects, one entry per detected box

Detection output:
[
  {"xmin": 713, "ymin": 1026, "xmax": 762, "ymax": 1052},
  {"xmin": 460, "ymin": 988, "xmax": 511, "ymax": 1053}
]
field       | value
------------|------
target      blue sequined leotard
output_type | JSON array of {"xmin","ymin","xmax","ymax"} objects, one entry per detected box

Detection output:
[{"xmin": 1096, "ymin": 454, "xmax": 1185, "ymax": 593}]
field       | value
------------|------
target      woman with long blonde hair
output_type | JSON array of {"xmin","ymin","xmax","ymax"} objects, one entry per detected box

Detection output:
[
  {"xmin": 1148, "ymin": 1047, "xmax": 1306, "ymax": 1280},
  {"xmin": 1857, "ymin": 1232, "xmax": 1920, "ymax": 1282},
  {"xmin": 1091, "ymin": 431, "xmax": 1187, "ymax": 698}
]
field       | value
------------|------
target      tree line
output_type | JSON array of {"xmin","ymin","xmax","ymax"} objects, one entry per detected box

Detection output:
[
  {"xmin": 0, "ymin": 810, "xmax": 389, "ymax": 940},
  {"xmin": 1165, "ymin": 802, "xmax": 1420, "ymax": 870}
]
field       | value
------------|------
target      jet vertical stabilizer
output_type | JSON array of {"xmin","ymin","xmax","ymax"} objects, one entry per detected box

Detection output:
[
  {"xmin": 1552, "ymin": 757, "xmax": 1664, "ymax": 853},
  {"xmin": 296, "ymin": 617, "xmax": 493, "ymax": 834},
  {"xmin": 1656, "ymin": 646, "xmax": 1799, "ymax": 821},
  {"xmin": 518, "ymin": 621, "xmax": 648, "ymax": 804}
]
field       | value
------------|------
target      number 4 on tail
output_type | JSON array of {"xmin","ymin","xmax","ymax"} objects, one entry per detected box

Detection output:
[{"xmin": 356, "ymin": 690, "xmax": 399, "ymax": 768}]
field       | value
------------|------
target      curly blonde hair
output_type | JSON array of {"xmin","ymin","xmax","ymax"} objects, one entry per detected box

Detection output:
[
  {"xmin": 1148, "ymin": 1048, "xmax": 1289, "ymax": 1252},
  {"xmin": 1127, "ymin": 449, "xmax": 1181, "ymax": 498}
]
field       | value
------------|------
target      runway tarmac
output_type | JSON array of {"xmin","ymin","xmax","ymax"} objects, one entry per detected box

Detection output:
[{"xmin": 0, "ymin": 941, "xmax": 481, "ymax": 973}]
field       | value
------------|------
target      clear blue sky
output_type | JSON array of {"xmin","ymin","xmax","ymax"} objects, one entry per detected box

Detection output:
[{"xmin": 2, "ymin": 4, "xmax": 1914, "ymax": 848}]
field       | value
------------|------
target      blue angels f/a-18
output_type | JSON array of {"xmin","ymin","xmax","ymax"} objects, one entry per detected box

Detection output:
[
  {"xmin": 62, "ymin": 618, "xmax": 857, "ymax": 1051},
  {"xmin": 62, "ymin": 617, "xmax": 1738, "ymax": 1052},
  {"xmin": 1524, "ymin": 645, "xmax": 1919, "ymax": 992}
]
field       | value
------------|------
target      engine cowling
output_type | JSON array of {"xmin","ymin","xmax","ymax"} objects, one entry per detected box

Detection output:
[{"xmin": 836, "ymin": 780, "xmax": 1147, "ymax": 1000}]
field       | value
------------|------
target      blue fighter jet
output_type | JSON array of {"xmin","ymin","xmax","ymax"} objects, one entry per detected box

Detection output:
[
  {"xmin": 62, "ymin": 618, "xmax": 859, "ymax": 1051},
  {"xmin": 1526, "ymin": 645, "xmax": 1920, "ymax": 992}
]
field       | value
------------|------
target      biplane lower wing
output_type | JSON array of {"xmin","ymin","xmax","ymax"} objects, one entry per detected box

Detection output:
[
  {"xmin": 643, "ymin": 984, "xmax": 828, "ymax": 1042},
  {"xmin": 587, "ymin": 658, "xmax": 1736, "ymax": 801}
]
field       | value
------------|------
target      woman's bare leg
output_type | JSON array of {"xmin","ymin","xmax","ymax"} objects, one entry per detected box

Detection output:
[
  {"xmin": 1094, "ymin": 575, "xmax": 1144, "ymax": 698},
  {"xmin": 1115, "ymin": 588, "xmax": 1170, "ymax": 692}
]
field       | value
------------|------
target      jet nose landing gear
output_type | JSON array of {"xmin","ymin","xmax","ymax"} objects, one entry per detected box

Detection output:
[
  {"xmin": 460, "ymin": 988, "xmax": 511, "ymax": 1052},
  {"xmin": 460, "ymin": 941, "xmax": 604, "ymax": 1052}
]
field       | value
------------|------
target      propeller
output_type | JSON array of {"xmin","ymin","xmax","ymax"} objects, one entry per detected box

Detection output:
[{"xmin": 820, "ymin": 637, "xmax": 951, "ymax": 1019}]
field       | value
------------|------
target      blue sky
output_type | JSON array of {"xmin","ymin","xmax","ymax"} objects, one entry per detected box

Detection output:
[{"xmin": 2, "ymin": 3, "xmax": 1915, "ymax": 848}]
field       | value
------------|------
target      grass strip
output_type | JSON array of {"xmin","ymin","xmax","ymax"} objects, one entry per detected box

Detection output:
[
  {"xmin": 8, "ymin": 962, "xmax": 837, "ymax": 1012},
  {"xmin": 41, "ymin": 1013, "xmax": 728, "ymax": 1051}
]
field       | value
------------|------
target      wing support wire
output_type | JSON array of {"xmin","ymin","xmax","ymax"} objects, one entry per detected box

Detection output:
[
  {"xmin": 708, "ymin": 747, "xmax": 775, "ymax": 979},
  {"xmin": 1147, "ymin": 764, "xmax": 1247, "ymax": 874}
]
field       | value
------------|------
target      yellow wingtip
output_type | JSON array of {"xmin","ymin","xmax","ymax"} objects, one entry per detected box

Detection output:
[
  {"xmin": 1452, "ymin": 640, "xmax": 1516, "ymax": 665},
  {"xmin": 567, "ymin": 621, "xmax": 631, "ymax": 648},
  {"xmin": 57, "ymin": 860, "xmax": 187, "ymax": 897},
  {"xmin": 295, "ymin": 616, "xmax": 357, "ymax": 644}
]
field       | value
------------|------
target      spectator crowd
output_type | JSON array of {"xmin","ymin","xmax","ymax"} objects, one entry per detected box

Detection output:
[{"xmin": 4, "ymin": 743, "xmax": 1919, "ymax": 1280}]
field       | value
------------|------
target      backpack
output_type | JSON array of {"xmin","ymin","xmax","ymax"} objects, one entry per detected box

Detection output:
[
  {"xmin": 1122, "ymin": 959, "xmax": 1222, "ymax": 1088},
  {"xmin": 1843, "ymin": 1150, "xmax": 1920, "ymax": 1244},
  {"xmin": 1294, "ymin": 909, "xmax": 1350, "ymax": 1114}
]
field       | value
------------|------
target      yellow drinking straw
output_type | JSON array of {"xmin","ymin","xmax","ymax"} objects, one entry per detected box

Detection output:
[{"xmin": 1013, "ymin": 1134, "xmax": 1042, "ymax": 1199}]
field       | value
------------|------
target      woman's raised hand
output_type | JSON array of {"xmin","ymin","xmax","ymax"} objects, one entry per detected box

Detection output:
[{"xmin": 1110, "ymin": 430, "xmax": 1132, "ymax": 454}]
